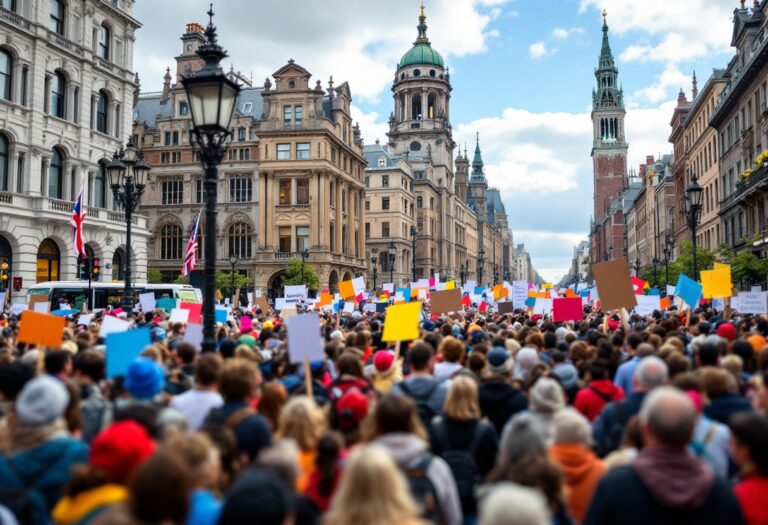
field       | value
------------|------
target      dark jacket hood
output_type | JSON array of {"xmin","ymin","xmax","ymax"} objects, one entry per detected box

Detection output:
[{"xmin": 633, "ymin": 447, "xmax": 715, "ymax": 508}]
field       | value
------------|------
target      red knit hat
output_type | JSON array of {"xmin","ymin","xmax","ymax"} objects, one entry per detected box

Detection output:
[
  {"xmin": 716, "ymin": 322, "xmax": 736, "ymax": 342},
  {"xmin": 89, "ymin": 421, "xmax": 156, "ymax": 484},
  {"xmin": 335, "ymin": 388, "xmax": 369, "ymax": 430},
  {"xmin": 373, "ymin": 350, "xmax": 395, "ymax": 373}
]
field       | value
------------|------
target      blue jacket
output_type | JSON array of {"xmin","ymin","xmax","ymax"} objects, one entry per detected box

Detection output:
[
  {"xmin": 0, "ymin": 437, "xmax": 88, "ymax": 525},
  {"xmin": 593, "ymin": 392, "xmax": 646, "ymax": 457},
  {"xmin": 703, "ymin": 394, "xmax": 751, "ymax": 425}
]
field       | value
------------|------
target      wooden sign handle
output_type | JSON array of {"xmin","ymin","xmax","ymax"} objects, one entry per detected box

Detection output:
[{"xmin": 303, "ymin": 357, "xmax": 314, "ymax": 399}]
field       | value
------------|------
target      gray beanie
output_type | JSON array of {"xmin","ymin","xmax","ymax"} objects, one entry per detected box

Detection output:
[
  {"xmin": 529, "ymin": 377, "xmax": 565, "ymax": 413},
  {"xmin": 16, "ymin": 375, "xmax": 69, "ymax": 426}
]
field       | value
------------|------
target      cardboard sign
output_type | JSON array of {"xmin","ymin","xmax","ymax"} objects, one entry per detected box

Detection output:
[
  {"xmin": 18, "ymin": 310, "xmax": 65, "ymax": 348},
  {"xmin": 254, "ymin": 296, "xmax": 270, "ymax": 313},
  {"xmin": 675, "ymin": 273, "xmax": 703, "ymax": 310},
  {"xmin": 430, "ymin": 288, "xmax": 462, "ymax": 315},
  {"xmin": 100, "ymin": 315, "xmax": 130, "ymax": 337},
  {"xmin": 179, "ymin": 302, "xmax": 202, "ymax": 324},
  {"xmin": 382, "ymin": 301, "xmax": 422, "ymax": 342},
  {"xmin": 78, "ymin": 314, "xmax": 94, "ymax": 326},
  {"xmin": 285, "ymin": 313, "xmax": 324, "ymax": 364},
  {"xmin": 701, "ymin": 268, "xmax": 732, "ymax": 299},
  {"xmin": 138, "ymin": 293, "xmax": 156, "ymax": 313},
  {"xmin": 106, "ymin": 327, "xmax": 151, "ymax": 378},
  {"xmin": 592, "ymin": 258, "xmax": 637, "ymax": 311},
  {"xmin": 512, "ymin": 281, "xmax": 528, "ymax": 309},
  {"xmin": 552, "ymin": 297, "xmax": 583, "ymax": 322},
  {"xmin": 498, "ymin": 302, "xmax": 515, "ymax": 314}
]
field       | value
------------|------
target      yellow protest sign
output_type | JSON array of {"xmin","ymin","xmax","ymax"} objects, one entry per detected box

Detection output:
[
  {"xmin": 445, "ymin": 280, "xmax": 455, "ymax": 290},
  {"xmin": 542, "ymin": 283, "xmax": 553, "ymax": 290},
  {"xmin": 701, "ymin": 268, "xmax": 732, "ymax": 299},
  {"xmin": 382, "ymin": 301, "xmax": 422, "ymax": 342},
  {"xmin": 714, "ymin": 262, "xmax": 730, "ymax": 270},
  {"xmin": 492, "ymin": 284, "xmax": 508, "ymax": 300}
]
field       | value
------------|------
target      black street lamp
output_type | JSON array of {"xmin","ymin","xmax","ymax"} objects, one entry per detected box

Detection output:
[
  {"xmin": 371, "ymin": 255, "xmax": 377, "ymax": 292},
  {"xmin": 634, "ymin": 258, "xmax": 641, "ymax": 276},
  {"xmin": 493, "ymin": 263, "xmax": 499, "ymax": 284},
  {"xmin": 181, "ymin": 6, "xmax": 240, "ymax": 353},
  {"xmin": 300, "ymin": 249, "xmax": 309, "ymax": 284},
  {"xmin": 229, "ymin": 254, "xmax": 238, "ymax": 303},
  {"xmin": 477, "ymin": 248, "xmax": 485, "ymax": 284},
  {"xmin": 663, "ymin": 235, "xmax": 673, "ymax": 285},
  {"xmin": 652, "ymin": 257, "xmax": 659, "ymax": 288},
  {"xmin": 410, "ymin": 226, "xmax": 417, "ymax": 282},
  {"xmin": 460, "ymin": 262, "xmax": 466, "ymax": 287},
  {"xmin": 684, "ymin": 175, "xmax": 704, "ymax": 280},
  {"xmin": 108, "ymin": 138, "xmax": 149, "ymax": 315},
  {"xmin": 388, "ymin": 240, "xmax": 396, "ymax": 285}
]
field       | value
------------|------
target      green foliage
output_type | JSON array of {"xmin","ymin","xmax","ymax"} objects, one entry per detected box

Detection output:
[
  {"xmin": 717, "ymin": 244, "xmax": 768, "ymax": 289},
  {"xmin": 146, "ymin": 267, "xmax": 163, "ymax": 284},
  {"xmin": 173, "ymin": 274, "xmax": 187, "ymax": 284},
  {"xmin": 668, "ymin": 240, "xmax": 716, "ymax": 284},
  {"xmin": 215, "ymin": 271, "xmax": 253, "ymax": 292},
  {"xmin": 280, "ymin": 258, "xmax": 320, "ymax": 292}
]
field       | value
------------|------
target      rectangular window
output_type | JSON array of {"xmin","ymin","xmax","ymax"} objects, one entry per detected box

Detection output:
[
  {"xmin": 365, "ymin": 200, "xmax": 370, "ymax": 211},
  {"xmin": 382, "ymin": 222, "xmax": 390, "ymax": 238},
  {"xmin": 172, "ymin": 151, "xmax": 182, "ymax": 163},
  {"xmin": 238, "ymin": 128, "xmax": 246, "ymax": 141},
  {"xmin": 279, "ymin": 226, "xmax": 292, "ymax": 252},
  {"xmin": 172, "ymin": 131, "xmax": 179, "ymax": 145},
  {"xmin": 382, "ymin": 175, "xmax": 389, "ymax": 187},
  {"xmin": 296, "ymin": 226, "xmax": 310, "ymax": 251},
  {"xmin": 277, "ymin": 143, "xmax": 290, "ymax": 160},
  {"xmin": 16, "ymin": 152, "xmax": 24, "ymax": 193},
  {"xmin": 382, "ymin": 197, "xmax": 390, "ymax": 210},
  {"xmin": 296, "ymin": 179, "xmax": 309, "ymax": 205},
  {"xmin": 164, "ymin": 132, "xmax": 171, "ymax": 146},
  {"xmin": 342, "ymin": 190, "xmax": 346, "ymax": 212},
  {"xmin": 195, "ymin": 179, "xmax": 203, "ymax": 203},
  {"xmin": 160, "ymin": 152, "xmax": 170, "ymax": 164},
  {"xmin": 20, "ymin": 66, "xmax": 27, "ymax": 106},
  {"xmin": 50, "ymin": 0, "xmax": 64, "ymax": 35},
  {"xmin": 229, "ymin": 176, "xmax": 252, "ymax": 202},
  {"xmin": 296, "ymin": 142, "xmax": 310, "ymax": 160},
  {"xmin": 161, "ymin": 179, "xmax": 183, "ymax": 205},
  {"xmin": 365, "ymin": 223, "xmax": 370, "ymax": 239},
  {"xmin": 279, "ymin": 179, "xmax": 291, "ymax": 205},
  {"xmin": 283, "ymin": 106, "xmax": 292, "ymax": 124},
  {"xmin": 239, "ymin": 148, "xmax": 250, "ymax": 160},
  {"xmin": 365, "ymin": 176, "xmax": 369, "ymax": 187},
  {"xmin": 228, "ymin": 149, "xmax": 237, "ymax": 161},
  {"xmin": 330, "ymin": 182, "xmax": 335, "ymax": 206},
  {"xmin": 294, "ymin": 105, "xmax": 303, "ymax": 124}
]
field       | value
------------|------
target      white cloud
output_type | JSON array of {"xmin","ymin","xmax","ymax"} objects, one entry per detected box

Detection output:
[
  {"xmin": 529, "ymin": 42, "xmax": 557, "ymax": 59},
  {"xmin": 350, "ymin": 106, "xmax": 389, "ymax": 146},
  {"xmin": 631, "ymin": 63, "xmax": 690, "ymax": 104},
  {"xmin": 552, "ymin": 27, "xmax": 585, "ymax": 40},
  {"xmin": 134, "ymin": 0, "xmax": 507, "ymax": 104}
]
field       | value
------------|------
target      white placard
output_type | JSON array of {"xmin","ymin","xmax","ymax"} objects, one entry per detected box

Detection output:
[
  {"xmin": 417, "ymin": 278, "xmax": 430, "ymax": 290},
  {"xmin": 284, "ymin": 285, "xmax": 307, "ymax": 304},
  {"xmin": 9, "ymin": 303, "xmax": 27, "ymax": 316},
  {"xmin": 736, "ymin": 292, "xmax": 768, "ymax": 314},
  {"xmin": 751, "ymin": 286, "xmax": 763, "ymax": 293},
  {"xmin": 183, "ymin": 323, "xmax": 204, "ymax": 349},
  {"xmin": 99, "ymin": 315, "xmax": 130, "ymax": 337},
  {"xmin": 533, "ymin": 298, "xmax": 553, "ymax": 315},
  {"xmin": 285, "ymin": 313, "xmax": 324, "ymax": 364},
  {"xmin": 274, "ymin": 298, "xmax": 287, "ymax": 311},
  {"xmin": 138, "ymin": 293, "xmax": 156, "ymax": 313},
  {"xmin": 78, "ymin": 314, "xmax": 94, "ymax": 326},
  {"xmin": 634, "ymin": 295, "xmax": 661, "ymax": 316},
  {"xmin": 666, "ymin": 285, "xmax": 676, "ymax": 297},
  {"xmin": 168, "ymin": 308, "xmax": 190, "ymax": 324},
  {"xmin": 247, "ymin": 292, "xmax": 253, "ymax": 306},
  {"xmin": 512, "ymin": 282, "xmax": 528, "ymax": 310},
  {"xmin": 363, "ymin": 303, "xmax": 376, "ymax": 313},
  {"xmin": 383, "ymin": 283, "xmax": 394, "ymax": 293},
  {"xmin": 255, "ymin": 289, "xmax": 263, "ymax": 298},
  {"xmin": 33, "ymin": 301, "xmax": 50, "ymax": 313},
  {"xmin": 352, "ymin": 276, "xmax": 366, "ymax": 295},
  {"xmin": 343, "ymin": 302, "xmax": 355, "ymax": 313}
]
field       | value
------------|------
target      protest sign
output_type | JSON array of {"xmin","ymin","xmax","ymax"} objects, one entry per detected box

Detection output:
[
  {"xmin": 169, "ymin": 308, "xmax": 190, "ymax": 324},
  {"xmin": 430, "ymin": 288, "xmax": 462, "ymax": 315},
  {"xmin": 275, "ymin": 298, "xmax": 287, "ymax": 310},
  {"xmin": 383, "ymin": 283, "xmax": 394, "ymax": 293},
  {"xmin": 284, "ymin": 285, "xmax": 308, "ymax": 304},
  {"xmin": 635, "ymin": 295, "xmax": 661, "ymax": 316},
  {"xmin": 352, "ymin": 276, "xmax": 366, "ymax": 295},
  {"xmin": 736, "ymin": 292, "xmax": 768, "ymax": 314},
  {"xmin": 9, "ymin": 303, "xmax": 26, "ymax": 316},
  {"xmin": 179, "ymin": 302, "xmax": 202, "ymax": 324},
  {"xmin": 343, "ymin": 302, "xmax": 355, "ymax": 313},
  {"xmin": 675, "ymin": 273, "xmax": 703, "ymax": 310},
  {"xmin": 382, "ymin": 302, "xmax": 422, "ymax": 342},
  {"xmin": 215, "ymin": 306, "xmax": 228, "ymax": 323},
  {"xmin": 497, "ymin": 302, "xmax": 515, "ymax": 314},
  {"xmin": 33, "ymin": 301, "xmax": 50, "ymax": 313},
  {"xmin": 78, "ymin": 314, "xmax": 94, "ymax": 326},
  {"xmin": 157, "ymin": 298, "xmax": 176, "ymax": 313},
  {"xmin": 254, "ymin": 296, "xmax": 270, "ymax": 313},
  {"xmin": 139, "ymin": 293, "xmax": 156, "ymax": 313},
  {"xmin": 701, "ymin": 268, "xmax": 732, "ymax": 299},
  {"xmin": 533, "ymin": 298, "xmax": 553, "ymax": 315},
  {"xmin": 512, "ymin": 281, "xmax": 528, "ymax": 309},
  {"xmin": 666, "ymin": 285, "xmax": 676, "ymax": 297},
  {"xmin": 592, "ymin": 258, "xmax": 637, "ymax": 311},
  {"xmin": 18, "ymin": 310, "xmax": 65, "ymax": 348},
  {"xmin": 553, "ymin": 297, "xmax": 583, "ymax": 322},
  {"xmin": 285, "ymin": 313, "xmax": 324, "ymax": 364},
  {"xmin": 100, "ymin": 315, "xmax": 130, "ymax": 337},
  {"xmin": 339, "ymin": 280, "xmax": 355, "ymax": 300},
  {"xmin": 183, "ymin": 323, "xmax": 204, "ymax": 349},
  {"xmin": 106, "ymin": 327, "xmax": 151, "ymax": 378}
]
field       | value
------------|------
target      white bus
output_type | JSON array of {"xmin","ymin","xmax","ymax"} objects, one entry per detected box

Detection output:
[{"xmin": 26, "ymin": 281, "xmax": 200, "ymax": 310}]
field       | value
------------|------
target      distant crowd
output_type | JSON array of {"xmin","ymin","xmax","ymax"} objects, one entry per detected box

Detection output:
[{"xmin": 1, "ymin": 301, "xmax": 768, "ymax": 525}]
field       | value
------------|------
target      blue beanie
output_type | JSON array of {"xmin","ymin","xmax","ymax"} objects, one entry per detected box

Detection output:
[{"xmin": 125, "ymin": 358, "xmax": 165, "ymax": 400}]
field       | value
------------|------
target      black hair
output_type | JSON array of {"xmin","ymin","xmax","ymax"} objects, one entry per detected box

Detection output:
[{"xmin": 730, "ymin": 412, "xmax": 768, "ymax": 476}]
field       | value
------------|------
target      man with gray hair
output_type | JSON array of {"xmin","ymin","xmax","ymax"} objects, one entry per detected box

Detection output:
[
  {"xmin": 593, "ymin": 356, "xmax": 668, "ymax": 457},
  {"xmin": 584, "ymin": 387, "xmax": 743, "ymax": 524}
]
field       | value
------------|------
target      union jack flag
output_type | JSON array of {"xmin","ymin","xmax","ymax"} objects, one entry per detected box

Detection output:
[
  {"xmin": 71, "ymin": 187, "xmax": 87, "ymax": 258},
  {"xmin": 182, "ymin": 210, "xmax": 201, "ymax": 276}
]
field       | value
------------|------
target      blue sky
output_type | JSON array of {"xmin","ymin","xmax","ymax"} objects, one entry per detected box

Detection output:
[{"xmin": 134, "ymin": 0, "xmax": 738, "ymax": 282}]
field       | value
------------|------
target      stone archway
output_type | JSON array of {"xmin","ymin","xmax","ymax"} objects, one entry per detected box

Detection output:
[
  {"xmin": 328, "ymin": 270, "xmax": 339, "ymax": 293},
  {"xmin": 37, "ymin": 238, "xmax": 61, "ymax": 283},
  {"xmin": 341, "ymin": 271, "xmax": 352, "ymax": 282},
  {"xmin": 267, "ymin": 270, "xmax": 286, "ymax": 300}
]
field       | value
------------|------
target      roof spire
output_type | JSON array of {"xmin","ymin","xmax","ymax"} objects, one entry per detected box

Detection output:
[
  {"xmin": 415, "ymin": 2, "xmax": 430, "ymax": 44},
  {"xmin": 470, "ymin": 132, "xmax": 486, "ymax": 183},
  {"xmin": 692, "ymin": 70, "xmax": 698, "ymax": 99}
]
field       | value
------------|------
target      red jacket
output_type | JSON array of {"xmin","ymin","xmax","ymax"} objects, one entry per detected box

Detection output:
[
  {"xmin": 735, "ymin": 475, "xmax": 768, "ymax": 525},
  {"xmin": 574, "ymin": 379, "xmax": 625, "ymax": 422}
]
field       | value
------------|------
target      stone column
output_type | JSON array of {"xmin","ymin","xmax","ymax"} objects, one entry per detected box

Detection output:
[
  {"xmin": 40, "ymin": 157, "xmax": 50, "ymax": 198},
  {"xmin": 335, "ymin": 177, "xmax": 343, "ymax": 253}
]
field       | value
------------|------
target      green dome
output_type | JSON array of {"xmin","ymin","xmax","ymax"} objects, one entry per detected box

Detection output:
[{"xmin": 399, "ymin": 42, "xmax": 444, "ymax": 68}]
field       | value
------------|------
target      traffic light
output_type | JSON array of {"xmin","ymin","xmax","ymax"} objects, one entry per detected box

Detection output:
[
  {"xmin": 0, "ymin": 260, "xmax": 8, "ymax": 289},
  {"xmin": 91, "ymin": 258, "xmax": 101, "ymax": 281},
  {"xmin": 80, "ymin": 258, "xmax": 91, "ymax": 280}
]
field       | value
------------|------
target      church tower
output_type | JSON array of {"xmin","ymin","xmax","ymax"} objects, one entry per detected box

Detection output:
[
  {"xmin": 455, "ymin": 144, "xmax": 468, "ymax": 201},
  {"xmin": 590, "ymin": 11, "xmax": 628, "ymax": 262},
  {"xmin": 468, "ymin": 133, "xmax": 489, "ymax": 251}
]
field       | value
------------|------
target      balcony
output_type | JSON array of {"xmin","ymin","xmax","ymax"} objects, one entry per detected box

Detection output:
[
  {"xmin": 47, "ymin": 31, "xmax": 84, "ymax": 57},
  {"xmin": 275, "ymin": 251, "xmax": 305, "ymax": 260},
  {"xmin": 722, "ymin": 164, "xmax": 768, "ymax": 213},
  {"xmin": 0, "ymin": 6, "xmax": 29, "ymax": 30},
  {"xmin": 0, "ymin": 191, "xmax": 12, "ymax": 204}
]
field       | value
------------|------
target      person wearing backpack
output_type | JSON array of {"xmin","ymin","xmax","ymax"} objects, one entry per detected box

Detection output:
[
  {"xmin": 574, "ymin": 359, "xmax": 624, "ymax": 422},
  {"xmin": 0, "ymin": 375, "xmax": 88, "ymax": 525},
  {"xmin": 429, "ymin": 376, "xmax": 498, "ymax": 523},
  {"xmin": 392, "ymin": 342, "xmax": 450, "ymax": 429},
  {"xmin": 365, "ymin": 393, "xmax": 463, "ymax": 525}
]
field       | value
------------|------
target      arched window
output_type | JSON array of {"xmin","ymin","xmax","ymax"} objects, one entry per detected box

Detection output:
[
  {"xmin": 0, "ymin": 133, "xmax": 8, "ymax": 192},
  {"xmin": 98, "ymin": 24, "xmax": 110, "ymax": 61},
  {"xmin": 112, "ymin": 247, "xmax": 124, "ymax": 280},
  {"xmin": 49, "ymin": 147, "xmax": 63, "ymax": 198},
  {"xmin": 179, "ymin": 101, "xmax": 189, "ymax": 116},
  {"xmin": 427, "ymin": 93, "xmax": 436, "ymax": 119},
  {"xmin": 93, "ymin": 161, "xmax": 107, "ymax": 208},
  {"xmin": 0, "ymin": 49, "xmax": 11, "ymax": 101},
  {"xmin": 160, "ymin": 224, "xmax": 182, "ymax": 259},
  {"xmin": 96, "ymin": 91, "xmax": 108, "ymax": 133},
  {"xmin": 51, "ymin": 71, "xmax": 66, "ymax": 118},
  {"xmin": 50, "ymin": 0, "xmax": 65, "ymax": 35},
  {"xmin": 228, "ymin": 222, "xmax": 252, "ymax": 258},
  {"xmin": 412, "ymin": 95, "xmax": 422, "ymax": 120},
  {"xmin": 37, "ymin": 239, "xmax": 60, "ymax": 283}
]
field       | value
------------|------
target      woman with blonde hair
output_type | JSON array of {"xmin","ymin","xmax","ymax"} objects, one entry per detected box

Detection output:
[
  {"xmin": 324, "ymin": 445, "xmax": 425, "ymax": 525},
  {"xmin": 429, "ymin": 375, "xmax": 498, "ymax": 521},
  {"xmin": 277, "ymin": 396, "xmax": 326, "ymax": 492}
]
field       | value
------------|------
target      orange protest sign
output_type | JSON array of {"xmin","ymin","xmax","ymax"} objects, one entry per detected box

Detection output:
[
  {"xmin": 18, "ymin": 310, "xmax": 65, "ymax": 348},
  {"xmin": 339, "ymin": 280, "xmax": 355, "ymax": 300},
  {"xmin": 492, "ymin": 284, "xmax": 508, "ymax": 300},
  {"xmin": 318, "ymin": 292, "xmax": 333, "ymax": 307},
  {"xmin": 660, "ymin": 296, "xmax": 672, "ymax": 310},
  {"xmin": 565, "ymin": 289, "xmax": 577, "ymax": 298}
]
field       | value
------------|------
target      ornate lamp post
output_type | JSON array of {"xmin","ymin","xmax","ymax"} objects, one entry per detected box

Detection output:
[
  {"xmin": 300, "ymin": 248, "xmax": 309, "ymax": 284},
  {"xmin": 663, "ymin": 235, "xmax": 673, "ymax": 285},
  {"xmin": 634, "ymin": 258, "xmax": 641, "ymax": 276},
  {"xmin": 388, "ymin": 240, "xmax": 396, "ymax": 285},
  {"xmin": 684, "ymin": 175, "xmax": 704, "ymax": 280},
  {"xmin": 181, "ymin": 5, "xmax": 240, "ymax": 353},
  {"xmin": 370, "ymin": 255, "xmax": 377, "ymax": 292},
  {"xmin": 107, "ymin": 138, "xmax": 149, "ymax": 314},
  {"xmin": 493, "ymin": 263, "xmax": 499, "ymax": 284},
  {"xmin": 477, "ymin": 248, "xmax": 485, "ymax": 284},
  {"xmin": 410, "ymin": 226, "xmax": 417, "ymax": 282},
  {"xmin": 652, "ymin": 257, "xmax": 659, "ymax": 288},
  {"xmin": 228, "ymin": 254, "xmax": 238, "ymax": 303},
  {"xmin": 460, "ymin": 262, "xmax": 466, "ymax": 287}
]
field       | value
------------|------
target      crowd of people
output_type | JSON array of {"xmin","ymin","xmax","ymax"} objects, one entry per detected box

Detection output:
[{"xmin": 1, "ymin": 300, "xmax": 768, "ymax": 525}]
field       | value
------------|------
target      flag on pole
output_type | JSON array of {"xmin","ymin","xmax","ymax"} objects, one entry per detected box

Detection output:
[
  {"xmin": 182, "ymin": 210, "xmax": 201, "ymax": 276},
  {"xmin": 71, "ymin": 187, "xmax": 87, "ymax": 258}
]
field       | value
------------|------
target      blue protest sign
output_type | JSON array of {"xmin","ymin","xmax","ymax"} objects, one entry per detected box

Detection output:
[
  {"xmin": 524, "ymin": 297, "xmax": 536, "ymax": 308},
  {"xmin": 106, "ymin": 327, "xmax": 151, "ymax": 378},
  {"xmin": 647, "ymin": 288, "xmax": 660, "ymax": 296},
  {"xmin": 157, "ymin": 298, "xmax": 176, "ymax": 313},
  {"xmin": 675, "ymin": 274, "xmax": 703, "ymax": 310},
  {"xmin": 215, "ymin": 307, "xmax": 228, "ymax": 323}
]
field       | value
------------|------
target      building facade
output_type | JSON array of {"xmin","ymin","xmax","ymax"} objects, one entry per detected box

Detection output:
[
  {"xmin": 135, "ymin": 24, "xmax": 366, "ymax": 296},
  {"xmin": 711, "ymin": 2, "xmax": 768, "ymax": 259},
  {"xmin": 590, "ymin": 13, "xmax": 629, "ymax": 264},
  {"xmin": 0, "ymin": 0, "xmax": 148, "ymax": 301}
]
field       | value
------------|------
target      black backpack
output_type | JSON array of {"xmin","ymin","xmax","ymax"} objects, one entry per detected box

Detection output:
[
  {"xmin": 433, "ymin": 418, "xmax": 484, "ymax": 511},
  {"xmin": 399, "ymin": 380, "xmax": 439, "ymax": 429},
  {"xmin": 404, "ymin": 453, "xmax": 443, "ymax": 524}
]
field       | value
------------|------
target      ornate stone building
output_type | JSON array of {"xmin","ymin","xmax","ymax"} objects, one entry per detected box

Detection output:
[
  {"xmin": 0, "ymin": 0, "xmax": 148, "ymax": 301},
  {"xmin": 135, "ymin": 24, "xmax": 365, "ymax": 295},
  {"xmin": 590, "ymin": 12, "xmax": 628, "ymax": 264}
]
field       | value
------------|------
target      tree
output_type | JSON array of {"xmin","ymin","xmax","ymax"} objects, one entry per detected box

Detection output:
[
  {"xmin": 215, "ymin": 271, "xmax": 253, "ymax": 293},
  {"xmin": 668, "ymin": 240, "xmax": 715, "ymax": 284},
  {"xmin": 280, "ymin": 257, "xmax": 320, "ymax": 293},
  {"xmin": 147, "ymin": 267, "xmax": 163, "ymax": 284},
  {"xmin": 717, "ymin": 244, "xmax": 768, "ymax": 290}
]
